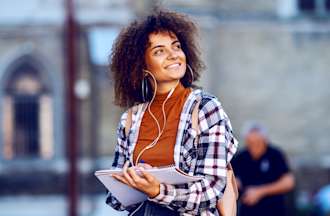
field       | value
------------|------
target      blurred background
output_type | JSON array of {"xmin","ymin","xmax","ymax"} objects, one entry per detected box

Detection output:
[{"xmin": 0, "ymin": 0, "xmax": 329, "ymax": 215}]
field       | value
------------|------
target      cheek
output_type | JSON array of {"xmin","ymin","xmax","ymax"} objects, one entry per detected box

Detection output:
[
  {"xmin": 182, "ymin": 52, "xmax": 187, "ymax": 60},
  {"xmin": 146, "ymin": 56, "xmax": 163, "ymax": 72},
  {"xmin": 152, "ymin": 59, "xmax": 164, "ymax": 71},
  {"xmin": 179, "ymin": 51, "xmax": 186, "ymax": 62}
]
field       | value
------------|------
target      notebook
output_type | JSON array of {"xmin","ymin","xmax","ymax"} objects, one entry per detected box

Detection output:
[{"xmin": 95, "ymin": 166, "xmax": 202, "ymax": 206}]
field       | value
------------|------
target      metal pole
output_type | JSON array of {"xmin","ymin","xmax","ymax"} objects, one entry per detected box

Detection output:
[{"xmin": 65, "ymin": 0, "xmax": 78, "ymax": 216}]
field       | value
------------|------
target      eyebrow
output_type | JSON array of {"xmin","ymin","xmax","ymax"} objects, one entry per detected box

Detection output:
[{"xmin": 150, "ymin": 40, "xmax": 180, "ymax": 51}]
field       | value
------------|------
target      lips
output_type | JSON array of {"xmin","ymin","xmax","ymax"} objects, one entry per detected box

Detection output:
[{"xmin": 165, "ymin": 63, "xmax": 181, "ymax": 69}]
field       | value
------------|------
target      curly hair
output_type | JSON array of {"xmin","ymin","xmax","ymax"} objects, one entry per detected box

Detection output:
[{"xmin": 110, "ymin": 9, "xmax": 205, "ymax": 107}]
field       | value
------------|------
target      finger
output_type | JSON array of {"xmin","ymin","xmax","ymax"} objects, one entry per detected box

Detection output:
[
  {"xmin": 129, "ymin": 170, "xmax": 151, "ymax": 188},
  {"xmin": 112, "ymin": 174, "xmax": 130, "ymax": 186},
  {"xmin": 123, "ymin": 161, "xmax": 130, "ymax": 172},
  {"xmin": 140, "ymin": 170, "xmax": 155, "ymax": 183},
  {"xmin": 122, "ymin": 162, "xmax": 137, "ymax": 187},
  {"xmin": 127, "ymin": 167, "xmax": 143, "ymax": 182},
  {"xmin": 122, "ymin": 168, "xmax": 137, "ymax": 187}
]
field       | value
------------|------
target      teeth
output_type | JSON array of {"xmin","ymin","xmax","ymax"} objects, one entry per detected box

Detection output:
[{"xmin": 166, "ymin": 63, "xmax": 180, "ymax": 69}]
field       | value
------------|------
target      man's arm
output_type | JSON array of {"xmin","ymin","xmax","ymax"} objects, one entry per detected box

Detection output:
[
  {"xmin": 242, "ymin": 172, "xmax": 295, "ymax": 206},
  {"xmin": 258, "ymin": 172, "xmax": 295, "ymax": 196},
  {"xmin": 235, "ymin": 177, "xmax": 242, "ymax": 191}
]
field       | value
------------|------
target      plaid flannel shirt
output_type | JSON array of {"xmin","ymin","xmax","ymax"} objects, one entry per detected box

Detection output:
[{"xmin": 106, "ymin": 89, "xmax": 238, "ymax": 215}]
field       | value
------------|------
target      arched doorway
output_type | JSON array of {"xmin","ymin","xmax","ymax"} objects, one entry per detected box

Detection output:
[{"xmin": 2, "ymin": 61, "xmax": 54, "ymax": 160}]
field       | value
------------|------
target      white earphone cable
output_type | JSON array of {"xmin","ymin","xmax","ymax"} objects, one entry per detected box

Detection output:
[{"xmin": 134, "ymin": 71, "xmax": 179, "ymax": 166}]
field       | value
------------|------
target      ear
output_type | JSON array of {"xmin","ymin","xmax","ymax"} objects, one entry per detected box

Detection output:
[
  {"xmin": 142, "ymin": 69, "xmax": 148, "ymax": 77},
  {"xmin": 143, "ymin": 69, "xmax": 152, "ymax": 77}
]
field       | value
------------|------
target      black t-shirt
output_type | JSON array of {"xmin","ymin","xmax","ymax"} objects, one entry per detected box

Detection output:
[{"xmin": 231, "ymin": 144, "xmax": 290, "ymax": 216}]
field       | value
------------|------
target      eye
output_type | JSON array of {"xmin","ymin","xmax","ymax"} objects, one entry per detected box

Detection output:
[
  {"xmin": 173, "ymin": 43, "xmax": 181, "ymax": 50},
  {"xmin": 153, "ymin": 48, "xmax": 164, "ymax": 56}
]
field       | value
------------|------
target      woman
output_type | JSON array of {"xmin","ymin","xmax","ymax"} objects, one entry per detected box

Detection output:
[{"xmin": 106, "ymin": 9, "xmax": 238, "ymax": 216}]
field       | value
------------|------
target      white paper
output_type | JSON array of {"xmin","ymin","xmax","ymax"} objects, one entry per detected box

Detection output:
[{"xmin": 95, "ymin": 166, "xmax": 202, "ymax": 206}]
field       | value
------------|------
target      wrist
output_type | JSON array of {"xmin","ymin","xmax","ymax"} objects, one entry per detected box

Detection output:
[
  {"xmin": 148, "ymin": 184, "xmax": 160, "ymax": 198},
  {"xmin": 257, "ymin": 185, "xmax": 268, "ymax": 198}
]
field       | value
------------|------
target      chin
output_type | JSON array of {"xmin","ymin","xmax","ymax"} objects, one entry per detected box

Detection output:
[
  {"xmin": 172, "ymin": 69, "xmax": 186, "ymax": 78},
  {"xmin": 171, "ymin": 74, "xmax": 185, "ymax": 81}
]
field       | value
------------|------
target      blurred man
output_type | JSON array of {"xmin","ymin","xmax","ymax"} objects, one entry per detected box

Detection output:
[{"xmin": 231, "ymin": 122, "xmax": 295, "ymax": 216}]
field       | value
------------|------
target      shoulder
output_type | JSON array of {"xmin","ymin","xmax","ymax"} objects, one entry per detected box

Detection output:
[
  {"xmin": 192, "ymin": 88, "xmax": 221, "ymax": 106},
  {"xmin": 117, "ymin": 103, "xmax": 144, "ymax": 138},
  {"xmin": 118, "ymin": 109, "xmax": 129, "ymax": 127},
  {"xmin": 267, "ymin": 144, "xmax": 286, "ymax": 157},
  {"xmin": 265, "ymin": 144, "xmax": 289, "ymax": 165},
  {"xmin": 267, "ymin": 144, "xmax": 291, "ymax": 172},
  {"xmin": 231, "ymin": 149, "xmax": 250, "ymax": 170},
  {"xmin": 119, "ymin": 103, "xmax": 147, "ymax": 127},
  {"xmin": 116, "ymin": 109, "xmax": 129, "ymax": 139},
  {"xmin": 233, "ymin": 149, "xmax": 249, "ymax": 160},
  {"xmin": 192, "ymin": 89, "xmax": 227, "ymax": 119},
  {"xmin": 191, "ymin": 89, "xmax": 230, "ymax": 131},
  {"xmin": 118, "ymin": 103, "xmax": 143, "ymax": 128}
]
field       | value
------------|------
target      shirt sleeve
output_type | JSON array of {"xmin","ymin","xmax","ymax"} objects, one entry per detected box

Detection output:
[
  {"xmin": 105, "ymin": 110, "xmax": 135, "ymax": 211},
  {"xmin": 149, "ymin": 97, "xmax": 239, "ymax": 215},
  {"xmin": 273, "ymin": 147, "xmax": 290, "ymax": 177}
]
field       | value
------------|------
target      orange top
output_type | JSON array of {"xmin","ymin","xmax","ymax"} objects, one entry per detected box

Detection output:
[{"xmin": 133, "ymin": 83, "xmax": 192, "ymax": 167}]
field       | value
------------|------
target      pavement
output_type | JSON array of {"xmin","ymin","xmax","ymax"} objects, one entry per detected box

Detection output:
[{"xmin": 0, "ymin": 194, "xmax": 127, "ymax": 216}]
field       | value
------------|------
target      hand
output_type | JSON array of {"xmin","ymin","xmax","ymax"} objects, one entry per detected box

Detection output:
[
  {"xmin": 112, "ymin": 161, "xmax": 160, "ymax": 198},
  {"xmin": 241, "ymin": 186, "xmax": 264, "ymax": 206},
  {"xmin": 136, "ymin": 162, "xmax": 153, "ymax": 170}
]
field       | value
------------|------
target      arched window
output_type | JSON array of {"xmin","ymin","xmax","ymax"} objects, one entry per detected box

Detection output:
[{"xmin": 2, "ymin": 62, "xmax": 54, "ymax": 160}]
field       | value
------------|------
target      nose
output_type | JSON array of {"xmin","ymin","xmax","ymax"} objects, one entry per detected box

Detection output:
[{"xmin": 167, "ymin": 49, "xmax": 178, "ymax": 60}]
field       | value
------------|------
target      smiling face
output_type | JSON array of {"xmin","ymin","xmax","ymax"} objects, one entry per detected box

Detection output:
[{"xmin": 144, "ymin": 31, "xmax": 187, "ymax": 93}]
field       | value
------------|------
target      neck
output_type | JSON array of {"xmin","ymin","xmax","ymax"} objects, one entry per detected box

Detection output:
[{"xmin": 156, "ymin": 80, "xmax": 180, "ymax": 94}]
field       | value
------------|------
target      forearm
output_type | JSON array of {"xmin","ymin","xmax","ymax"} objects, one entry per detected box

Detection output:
[
  {"xmin": 107, "ymin": 124, "xmax": 128, "ymax": 210},
  {"xmin": 149, "ymin": 176, "xmax": 225, "ymax": 215},
  {"xmin": 259, "ymin": 173, "xmax": 295, "ymax": 197}
]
